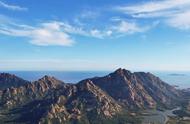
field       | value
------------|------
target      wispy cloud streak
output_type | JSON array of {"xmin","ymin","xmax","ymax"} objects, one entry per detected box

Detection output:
[
  {"xmin": 0, "ymin": 1, "xmax": 27, "ymax": 11},
  {"xmin": 0, "ymin": 21, "xmax": 74, "ymax": 46},
  {"xmin": 115, "ymin": 0, "xmax": 190, "ymax": 30}
]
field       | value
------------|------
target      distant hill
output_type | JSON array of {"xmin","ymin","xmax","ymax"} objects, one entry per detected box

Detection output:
[
  {"xmin": 0, "ymin": 73, "xmax": 29, "ymax": 90},
  {"xmin": 0, "ymin": 69, "xmax": 185, "ymax": 124},
  {"xmin": 168, "ymin": 73, "xmax": 186, "ymax": 76}
]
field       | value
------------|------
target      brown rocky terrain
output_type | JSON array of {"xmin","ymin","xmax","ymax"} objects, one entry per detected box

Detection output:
[
  {"xmin": 90, "ymin": 68, "xmax": 180, "ymax": 109},
  {"xmin": 0, "ymin": 69, "xmax": 184, "ymax": 124}
]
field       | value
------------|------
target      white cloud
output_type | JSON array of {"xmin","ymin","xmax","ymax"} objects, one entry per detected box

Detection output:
[
  {"xmin": 62, "ymin": 19, "xmax": 149, "ymax": 38},
  {"xmin": 0, "ymin": 19, "xmax": 115, "ymax": 46},
  {"xmin": 0, "ymin": 1, "xmax": 27, "ymax": 11},
  {"xmin": 131, "ymin": 10, "xmax": 177, "ymax": 18},
  {"xmin": 90, "ymin": 29, "xmax": 106, "ymax": 38},
  {"xmin": 166, "ymin": 10, "xmax": 190, "ymax": 30},
  {"xmin": 0, "ymin": 11, "xmax": 152, "ymax": 46},
  {"xmin": 0, "ymin": 21, "xmax": 74, "ymax": 46},
  {"xmin": 116, "ymin": 0, "xmax": 190, "ymax": 15},
  {"xmin": 80, "ymin": 11, "xmax": 99, "ymax": 19},
  {"xmin": 61, "ymin": 22, "xmax": 113, "ymax": 38},
  {"xmin": 113, "ymin": 21, "xmax": 148, "ymax": 34},
  {"xmin": 30, "ymin": 27, "xmax": 74, "ymax": 46},
  {"xmin": 61, "ymin": 22, "xmax": 87, "ymax": 36},
  {"xmin": 115, "ymin": 0, "xmax": 190, "ymax": 30},
  {"xmin": 0, "ymin": 19, "xmax": 149, "ymax": 44},
  {"xmin": 106, "ymin": 30, "xmax": 112, "ymax": 36}
]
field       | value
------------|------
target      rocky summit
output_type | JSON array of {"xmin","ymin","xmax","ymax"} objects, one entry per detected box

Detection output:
[{"xmin": 0, "ymin": 69, "xmax": 185, "ymax": 124}]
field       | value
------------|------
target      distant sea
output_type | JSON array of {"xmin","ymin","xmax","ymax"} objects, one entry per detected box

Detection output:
[{"xmin": 1, "ymin": 71, "xmax": 190, "ymax": 89}]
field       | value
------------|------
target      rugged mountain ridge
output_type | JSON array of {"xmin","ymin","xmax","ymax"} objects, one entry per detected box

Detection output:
[
  {"xmin": 0, "ymin": 69, "xmax": 182, "ymax": 124},
  {"xmin": 39, "ymin": 80, "xmax": 122, "ymax": 124},
  {"xmin": 90, "ymin": 68, "xmax": 180, "ymax": 109}
]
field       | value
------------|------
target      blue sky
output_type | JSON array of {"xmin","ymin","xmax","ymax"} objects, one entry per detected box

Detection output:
[{"xmin": 0, "ymin": 0, "xmax": 190, "ymax": 71}]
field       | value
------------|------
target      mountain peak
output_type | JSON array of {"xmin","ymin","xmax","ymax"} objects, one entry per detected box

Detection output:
[
  {"xmin": 39, "ymin": 75, "xmax": 56, "ymax": 81},
  {"xmin": 115, "ymin": 68, "xmax": 123, "ymax": 73},
  {"xmin": 112, "ymin": 68, "xmax": 131, "ymax": 75},
  {"xmin": 0, "ymin": 73, "xmax": 22, "ymax": 80},
  {"xmin": 0, "ymin": 73, "xmax": 29, "ymax": 90},
  {"xmin": 35, "ymin": 75, "xmax": 64, "ymax": 89},
  {"xmin": 38, "ymin": 75, "xmax": 62, "ymax": 84}
]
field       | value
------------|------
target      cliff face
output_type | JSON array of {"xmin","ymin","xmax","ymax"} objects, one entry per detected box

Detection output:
[{"xmin": 0, "ymin": 69, "xmax": 182, "ymax": 124}]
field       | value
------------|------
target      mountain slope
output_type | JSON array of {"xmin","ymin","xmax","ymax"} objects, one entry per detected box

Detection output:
[
  {"xmin": 90, "ymin": 68, "xmax": 180, "ymax": 109},
  {"xmin": 39, "ymin": 80, "xmax": 122, "ymax": 124},
  {"xmin": 0, "ymin": 75, "xmax": 124, "ymax": 124},
  {"xmin": 134, "ymin": 71, "xmax": 180, "ymax": 107},
  {"xmin": 0, "ymin": 69, "xmax": 183, "ymax": 124},
  {"xmin": 0, "ymin": 75, "xmax": 64, "ymax": 108},
  {"xmin": 0, "ymin": 73, "xmax": 29, "ymax": 90}
]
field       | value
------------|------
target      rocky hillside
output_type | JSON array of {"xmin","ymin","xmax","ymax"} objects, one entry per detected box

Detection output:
[
  {"xmin": 90, "ymin": 68, "xmax": 180, "ymax": 109},
  {"xmin": 0, "ymin": 69, "xmax": 182, "ymax": 124},
  {"xmin": 0, "ymin": 73, "xmax": 29, "ymax": 90}
]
